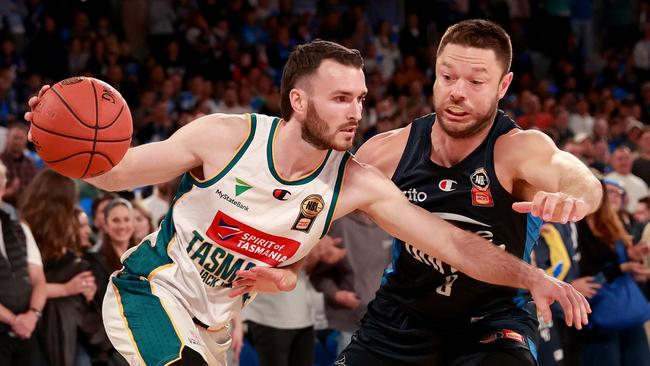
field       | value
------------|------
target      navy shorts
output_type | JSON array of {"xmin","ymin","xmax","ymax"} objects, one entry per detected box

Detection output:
[{"xmin": 335, "ymin": 293, "xmax": 539, "ymax": 366}]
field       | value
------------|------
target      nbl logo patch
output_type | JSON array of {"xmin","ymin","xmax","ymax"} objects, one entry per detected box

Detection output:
[
  {"xmin": 470, "ymin": 167, "xmax": 494, "ymax": 207},
  {"xmin": 292, "ymin": 194, "xmax": 325, "ymax": 233}
]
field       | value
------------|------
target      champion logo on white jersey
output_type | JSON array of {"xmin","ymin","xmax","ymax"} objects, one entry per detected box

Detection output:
[{"xmin": 438, "ymin": 179, "xmax": 457, "ymax": 192}]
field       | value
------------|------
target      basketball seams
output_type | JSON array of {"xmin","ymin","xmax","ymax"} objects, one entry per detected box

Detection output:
[
  {"xmin": 30, "ymin": 122, "xmax": 132, "ymax": 143},
  {"xmin": 50, "ymin": 85, "xmax": 96, "ymax": 129},
  {"xmin": 80, "ymin": 81, "xmax": 101, "ymax": 178},
  {"xmin": 44, "ymin": 150, "xmax": 116, "ymax": 166},
  {"xmin": 36, "ymin": 77, "xmax": 132, "ymax": 179}
]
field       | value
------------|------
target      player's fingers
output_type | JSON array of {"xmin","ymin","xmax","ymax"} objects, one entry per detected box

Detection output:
[
  {"xmin": 557, "ymin": 291, "xmax": 574, "ymax": 327},
  {"xmin": 571, "ymin": 200, "xmax": 589, "ymax": 222},
  {"xmin": 228, "ymin": 285, "xmax": 253, "ymax": 298},
  {"xmin": 542, "ymin": 194, "xmax": 560, "ymax": 221},
  {"xmin": 231, "ymin": 279, "xmax": 255, "ymax": 288},
  {"xmin": 38, "ymin": 85, "xmax": 50, "ymax": 98},
  {"xmin": 566, "ymin": 287, "xmax": 584, "ymax": 329},
  {"xmin": 538, "ymin": 301, "xmax": 553, "ymax": 324},
  {"xmin": 531, "ymin": 192, "xmax": 547, "ymax": 217},
  {"xmin": 24, "ymin": 111, "xmax": 32, "ymax": 122},
  {"xmin": 27, "ymin": 95, "xmax": 39, "ymax": 110},
  {"xmin": 512, "ymin": 201, "xmax": 532, "ymax": 213},
  {"xmin": 234, "ymin": 270, "xmax": 258, "ymax": 280},
  {"xmin": 559, "ymin": 198, "xmax": 575, "ymax": 224},
  {"xmin": 576, "ymin": 289, "xmax": 590, "ymax": 326}
]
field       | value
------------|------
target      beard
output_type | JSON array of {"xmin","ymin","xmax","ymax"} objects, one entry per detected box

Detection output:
[
  {"xmin": 435, "ymin": 97, "xmax": 498, "ymax": 139},
  {"xmin": 301, "ymin": 103, "xmax": 355, "ymax": 151}
]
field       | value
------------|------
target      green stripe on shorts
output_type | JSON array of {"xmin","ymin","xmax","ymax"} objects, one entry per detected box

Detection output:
[{"xmin": 113, "ymin": 275, "xmax": 183, "ymax": 366}]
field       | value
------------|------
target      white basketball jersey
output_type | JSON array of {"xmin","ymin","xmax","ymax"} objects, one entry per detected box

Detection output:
[{"xmin": 119, "ymin": 113, "xmax": 351, "ymax": 328}]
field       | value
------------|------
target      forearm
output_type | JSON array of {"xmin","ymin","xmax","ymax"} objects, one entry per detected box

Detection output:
[
  {"xmin": 29, "ymin": 278, "xmax": 47, "ymax": 313},
  {"xmin": 447, "ymin": 229, "xmax": 543, "ymax": 289},
  {"xmin": 557, "ymin": 165, "xmax": 602, "ymax": 213},
  {"xmin": 0, "ymin": 303, "xmax": 16, "ymax": 326},
  {"xmin": 46, "ymin": 283, "xmax": 71, "ymax": 299}
]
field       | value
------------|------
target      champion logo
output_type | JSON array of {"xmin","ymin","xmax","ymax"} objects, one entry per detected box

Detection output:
[
  {"xmin": 438, "ymin": 179, "xmax": 457, "ymax": 192},
  {"xmin": 273, "ymin": 189, "xmax": 291, "ymax": 201}
]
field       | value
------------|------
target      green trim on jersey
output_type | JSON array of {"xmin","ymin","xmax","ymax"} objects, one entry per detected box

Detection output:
[
  {"xmin": 112, "ymin": 274, "xmax": 183, "ymax": 365},
  {"xmin": 123, "ymin": 175, "xmax": 195, "ymax": 277},
  {"xmin": 320, "ymin": 152, "xmax": 352, "ymax": 238},
  {"xmin": 267, "ymin": 117, "xmax": 333, "ymax": 185},
  {"xmin": 187, "ymin": 113, "xmax": 258, "ymax": 188}
]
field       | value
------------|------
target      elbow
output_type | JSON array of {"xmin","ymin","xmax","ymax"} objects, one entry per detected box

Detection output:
[{"xmin": 587, "ymin": 178, "xmax": 604, "ymax": 213}]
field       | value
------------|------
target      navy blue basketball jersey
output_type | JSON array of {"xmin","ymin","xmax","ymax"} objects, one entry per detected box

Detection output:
[{"xmin": 379, "ymin": 110, "xmax": 542, "ymax": 323}]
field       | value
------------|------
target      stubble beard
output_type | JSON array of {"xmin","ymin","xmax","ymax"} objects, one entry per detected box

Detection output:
[
  {"xmin": 301, "ymin": 103, "xmax": 353, "ymax": 151},
  {"xmin": 435, "ymin": 97, "xmax": 499, "ymax": 139}
]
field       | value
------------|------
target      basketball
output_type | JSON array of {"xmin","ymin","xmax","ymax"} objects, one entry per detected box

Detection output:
[{"xmin": 30, "ymin": 76, "xmax": 133, "ymax": 179}]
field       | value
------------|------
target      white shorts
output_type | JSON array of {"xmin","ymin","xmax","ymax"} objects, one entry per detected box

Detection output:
[{"xmin": 103, "ymin": 273, "xmax": 231, "ymax": 366}]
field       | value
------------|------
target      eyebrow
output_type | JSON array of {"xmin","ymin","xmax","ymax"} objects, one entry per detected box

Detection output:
[
  {"xmin": 440, "ymin": 61, "xmax": 489, "ymax": 74},
  {"xmin": 331, "ymin": 90, "xmax": 368, "ymax": 97}
]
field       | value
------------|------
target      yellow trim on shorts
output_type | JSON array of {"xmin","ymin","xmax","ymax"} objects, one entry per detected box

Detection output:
[
  {"xmin": 149, "ymin": 283, "xmax": 188, "ymax": 366},
  {"xmin": 112, "ymin": 281, "xmax": 147, "ymax": 366}
]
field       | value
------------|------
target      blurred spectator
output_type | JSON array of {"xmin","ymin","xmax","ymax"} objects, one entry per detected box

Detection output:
[
  {"xmin": 633, "ymin": 127, "xmax": 650, "ymax": 186},
  {"xmin": 569, "ymin": 96, "xmax": 594, "ymax": 136},
  {"xmin": 606, "ymin": 146, "xmax": 649, "ymax": 213},
  {"xmin": 1, "ymin": 122, "xmax": 37, "ymax": 206},
  {"xmin": 517, "ymin": 92, "xmax": 553, "ymax": 129},
  {"xmin": 550, "ymin": 106, "xmax": 574, "ymax": 146},
  {"xmin": 97, "ymin": 198, "xmax": 136, "ymax": 305},
  {"xmin": 576, "ymin": 178, "xmax": 650, "ymax": 366},
  {"xmin": 0, "ymin": 161, "xmax": 17, "ymax": 220},
  {"xmin": 0, "ymin": 191, "xmax": 46, "ymax": 366},
  {"xmin": 310, "ymin": 212, "xmax": 392, "ymax": 354},
  {"xmin": 20, "ymin": 169, "xmax": 112, "ymax": 366},
  {"xmin": 131, "ymin": 199, "xmax": 154, "ymax": 243},
  {"xmin": 143, "ymin": 178, "xmax": 179, "ymax": 225},
  {"xmin": 90, "ymin": 192, "xmax": 119, "ymax": 248}
]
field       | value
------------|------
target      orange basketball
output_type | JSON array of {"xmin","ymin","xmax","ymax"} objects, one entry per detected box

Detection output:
[{"xmin": 30, "ymin": 76, "xmax": 132, "ymax": 179}]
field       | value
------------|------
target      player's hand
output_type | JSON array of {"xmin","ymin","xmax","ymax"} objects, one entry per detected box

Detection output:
[
  {"xmin": 512, "ymin": 191, "xmax": 589, "ymax": 223},
  {"xmin": 24, "ymin": 85, "xmax": 51, "ymax": 141},
  {"xmin": 228, "ymin": 266, "xmax": 298, "ymax": 297},
  {"xmin": 528, "ymin": 269, "xmax": 590, "ymax": 329},
  {"xmin": 570, "ymin": 276, "xmax": 601, "ymax": 298},
  {"xmin": 334, "ymin": 290, "xmax": 361, "ymax": 309}
]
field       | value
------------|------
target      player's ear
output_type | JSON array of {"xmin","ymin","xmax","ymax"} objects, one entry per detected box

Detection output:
[
  {"xmin": 497, "ymin": 72, "xmax": 513, "ymax": 100},
  {"xmin": 289, "ymin": 88, "xmax": 307, "ymax": 118}
]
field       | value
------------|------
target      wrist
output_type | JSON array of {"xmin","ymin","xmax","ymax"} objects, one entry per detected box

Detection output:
[
  {"xmin": 523, "ymin": 267, "xmax": 546, "ymax": 290},
  {"xmin": 28, "ymin": 307, "xmax": 42, "ymax": 319}
]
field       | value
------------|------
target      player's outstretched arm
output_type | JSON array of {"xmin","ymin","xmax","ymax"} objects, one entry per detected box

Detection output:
[
  {"xmin": 336, "ymin": 160, "xmax": 591, "ymax": 329},
  {"xmin": 502, "ymin": 130, "xmax": 602, "ymax": 222},
  {"xmin": 25, "ymin": 86, "xmax": 250, "ymax": 191}
]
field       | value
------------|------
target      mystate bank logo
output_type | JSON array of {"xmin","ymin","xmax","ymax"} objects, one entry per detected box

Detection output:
[{"xmin": 206, "ymin": 211, "xmax": 301, "ymax": 266}]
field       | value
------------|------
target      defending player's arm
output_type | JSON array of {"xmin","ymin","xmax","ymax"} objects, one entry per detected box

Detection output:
[
  {"xmin": 502, "ymin": 130, "xmax": 602, "ymax": 222},
  {"xmin": 337, "ymin": 159, "xmax": 590, "ymax": 329}
]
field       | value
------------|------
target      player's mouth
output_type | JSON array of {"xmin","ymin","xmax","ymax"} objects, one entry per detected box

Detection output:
[
  {"xmin": 339, "ymin": 124, "xmax": 357, "ymax": 137},
  {"xmin": 445, "ymin": 105, "xmax": 469, "ymax": 116}
]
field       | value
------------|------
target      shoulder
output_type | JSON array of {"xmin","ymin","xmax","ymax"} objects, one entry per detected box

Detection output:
[
  {"xmin": 495, "ymin": 128, "xmax": 557, "ymax": 163},
  {"xmin": 355, "ymin": 125, "xmax": 411, "ymax": 178},
  {"xmin": 176, "ymin": 113, "xmax": 253, "ymax": 152}
]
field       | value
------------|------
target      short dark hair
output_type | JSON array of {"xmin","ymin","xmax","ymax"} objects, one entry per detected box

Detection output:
[
  {"xmin": 437, "ymin": 19, "xmax": 512, "ymax": 76},
  {"xmin": 280, "ymin": 40, "xmax": 363, "ymax": 120}
]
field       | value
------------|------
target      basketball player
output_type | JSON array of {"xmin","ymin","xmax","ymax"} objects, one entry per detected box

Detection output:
[
  {"xmin": 322, "ymin": 20, "xmax": 602, "ymax": 366},
  {"xmin": 25, "ymin": 40, "xmax": 590, "ymax": 366}
]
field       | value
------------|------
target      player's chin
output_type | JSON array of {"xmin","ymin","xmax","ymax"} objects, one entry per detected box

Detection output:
[{"xmin": 331, "ymin": 135, "xmax": 354, "ymax": 151}]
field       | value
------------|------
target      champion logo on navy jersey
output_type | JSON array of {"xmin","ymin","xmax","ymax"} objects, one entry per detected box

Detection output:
[
  {"xmin": 438, "ymin": 179, "xmax": 457, "ymax": 192},
  {"xmin": 216, "ymin": 219, "xmax": 243, "ymax": 240},
  {"xmin": 273, "ymin": 189, "xmax": 291, "ymax": 201}
]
